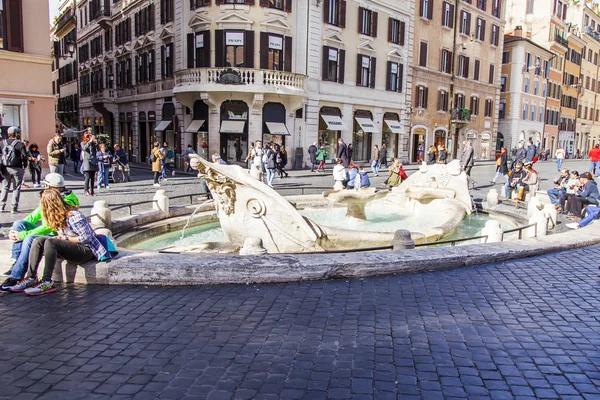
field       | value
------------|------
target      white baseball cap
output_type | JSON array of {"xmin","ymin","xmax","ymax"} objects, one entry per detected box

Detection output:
[
  {"xmin": 7, "ymin": 126, "xmax": 20, "ymax": 134},
  {"xmin": 43, "ymin": 173, "xmax": 65, "ymax": 188}
]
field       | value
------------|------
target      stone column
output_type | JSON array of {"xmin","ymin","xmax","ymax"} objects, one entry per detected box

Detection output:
[
  {"xmin": 481, "ymin": 220, "xmax": 503, "ymax": 243},
  {"xmin": 153, "ymin": 189, "xmax": 170, "ymax": 216},
  {"xmin": 391, "ymin": 230, "xmax": 415, "ymax": 250},
  {"xmin": 90, "ymin": 200, "xmax": 111, "ymax": 231}
]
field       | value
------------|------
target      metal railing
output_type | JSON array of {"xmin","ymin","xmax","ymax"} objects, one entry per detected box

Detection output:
[
  {"xmin": 88, "ymin": 199, "xmax": 158, "ymax": 221},
  {"xmin": 502, "ymin": 222, "xmax": 537, "ymax": 240},
  {"xmin": 170, "ymin": 193, "xmax": 210, "ymax": 205},
  {"xmin": 415, "ymin": 234, "xmax": 489, "ymax": 247}
]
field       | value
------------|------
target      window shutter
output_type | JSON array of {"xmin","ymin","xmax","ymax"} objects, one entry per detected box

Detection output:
[
  {"xmin": 135, "ymin": 54, "xmax": 140, "ymax": 83},
  {"xmin": 214, "ymin": 30, "xmax": 224, "ymax": 67},
  {"xmin": 424, "ymin": 87, "xmax": 428, "ymax": 108},
  {"xmin": 372, "ymin": 12, "xmax": 378, "ymax": 37},
  {"xmin": 338, "ymin": 49, "xmax": 345, "ymax": 83},
  {"xmin": 53, "ymin": 40, "xmax": 61, "ymax": 57},
  {"xmin": 216, "ymin": 0, "xmax": 223, "ymax": 3},
  {"xmin": 324, "ymin": 0, "xmax": 330, "ymax": 23},
  {"xmin": 419, "ymin": 0, "xmax": 424, "ymax": 18},
  {"xmin": 386, "ymin": 61, "xmax": 392, "ymax": 91},
  {"xmin": 203, "ymin": 31, "xmax": 211, "ymax": 67},
  {"xmin": 481, "ymin": 20, "xmax": 486, "ymax": 41},
  {"xmin": 356, "ymin": 54, "xmax": 362, "ymax": 86},
  {"xmin": 285, "ymin": 0, "xmax": 292, "ymax": 12},
  {"xmin": 369, "ymin": 57, "xmax": 376, "ymax": 88},
  {"xmin": 260, "ymin": 32, "xmax": 269, "ymax": 69},
  {"xmin": 388, "ymin": 18, "xmax": 393, "ymax": 42},
  {"xmin": 465, "ymin": 56, "xmax": 470, "ymax": 77},
  {"xmin": 400, "ymin": 21, "xmax": 405, "ymax": 45},
  {"xmin": 358, "ymin": 8, "xmax": 364, "ymax": 33},
  {"xmin": 427, "ymin": 0, "xmax": 434, "ymax": 19},
  {"xmin": 469, "ymin": 96, "xmax": 474, "ymax": 111},
  {"xmin": 150, "ymin": 50, "xmax": 155, "ymax": 80},
  {"xmin": 284, "ymin": 36, "xmax": 292, "ymax": 72},
  {"xmin": 449, "ymin": 4, "xmax": 454, "ymax": 28},
  {"xmin": 187, "ymin": 33, "xmax": 195, "ymax": 68},
  {"xmin": 245, "ymin": 30, "xmax": 255, "ymax": 68},
  {"xmin": 322, "ymin": 46, "xmax": 329, "ymax": 80},
  {"xmin": 247, "ymin": 0, "xmax": 255, "ymax": 5},
  {"xmin": 466, "ymin": 13, "xmax": 471, "ymax": 35},
  {"xmin": 260, "ymin": 0, "xmax": 269, "ymax": 6},
  {"xmin": 160, "ymin": 46, "xmax": 165, "ymax": 78},
  {"xmin": 160, "ymin": 0, "xmax": 165, "ymax": 24},
  {"xmin": 399, "ymin": 63, "xmax": 403, "ymax": 92},
  {"xmin": 474, "ymin": 59, "xmax": 480, "ymax": 80},
  {"xmin": 419, "ymin": 42, "xmax": 427, "ymax": 67},
  {"xmin": 134, "ymin": 13, "xmax": 139, "ymax": 36},
  {"xmin": 6, "ymin": 0, "xmax": 24, "ymax": 53},
  {"xmin": 438, "ymin": 91, "xmax": 443, "ymax": 110},
  {"xmin": 340, "ymin": 0, "xmax": 347, "ymax": 28}
]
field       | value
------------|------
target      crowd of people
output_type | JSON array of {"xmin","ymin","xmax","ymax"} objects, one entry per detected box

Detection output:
[{"xmin": 243, "ymin": 140, "xmax": 289, "ymax": 187}]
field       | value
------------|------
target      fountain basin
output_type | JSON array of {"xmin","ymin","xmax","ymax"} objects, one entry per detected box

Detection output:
[{"xmin": 323, "ymin": 188, "xmax": 388, "ymax": 220}]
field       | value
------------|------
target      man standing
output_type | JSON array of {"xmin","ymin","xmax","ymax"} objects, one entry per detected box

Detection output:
[
  {"xmin": 555, "ymin": 145, "xmax": 565, "ymax": 171},
  {"xmin": 160, "ymin": 141, "xmax": 174, "ymax": 179},
  {"xmin": 337, "ymin": 137, "xmax": 349, "ymax": 167},
  {"xmin": 47, "ymin": 131, "xmax": 66, "ymax": 175},
  {"xmin": 460, "ymin": 140, "xmax": 475, "ymax": 176},
  {"xmin": 0, "ymin": 127, "xmax": 28, "ymax": 213},
  {"xmin": 525, "ymin": 139, "xmax": 537, "ymax": 162},
  {"xmin": 588, "ymin": 144, "xmax": 600, "ymax": 175},
  {"xmin": 308, "ymin": 142, "xmax": 317, "ymax": 172},
  {"xmin": 113, "ymin": 144, "xmax": 131, "ymax": 182},
  {"xmin": 380, "ymin": 143, "xmax": 388, "ymax": 168}
]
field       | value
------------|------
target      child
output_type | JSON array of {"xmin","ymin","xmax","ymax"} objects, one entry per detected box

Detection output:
[
  {"xmin": 316, "ymin": 146, "xmax": 327, "ymax": 173},
  {"xmin": 332, "ymin": 158, "xmax": 346, "ymax": 190},
  {"xmin": 357, "ymin": 166, "xmax": 370, "ymax": 188}
]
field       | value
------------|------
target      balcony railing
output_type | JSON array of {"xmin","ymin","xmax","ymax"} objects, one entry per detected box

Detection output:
[
  {"xmin": 553, "ymin": 34, "xmax": 569, "ymax": 48},
  {"xmin": 55, "ymin": 9, "xmax": 75, "ymax": 34},
  {"xmin": 174, "ymin": 68, "xmax": 305, "ymax": 93},
  {"xmin": 451, "ymin": 108, "xmax": 471, "ymax": 123}
]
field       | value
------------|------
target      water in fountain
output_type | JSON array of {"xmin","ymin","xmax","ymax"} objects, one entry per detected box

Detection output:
[{"xmin": 179, "ymin": 199, "xmax": 212, "ymax": 241}]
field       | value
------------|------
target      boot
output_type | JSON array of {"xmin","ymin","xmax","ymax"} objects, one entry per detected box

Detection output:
[{"xmin": 517, "ymin": 188, "xmax": 525, "ymax": 201}]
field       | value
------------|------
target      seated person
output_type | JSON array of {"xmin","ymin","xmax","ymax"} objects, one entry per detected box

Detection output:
[
  {"xmin": 566, "ymin": 205, "xmax": 600, "ymax": 229},
  {"xmin": 1, "ymin": 174, "xmax": 79, "ymax": 290},
  {"xmin": 520, "ymin": 162, "xmax": 540, "ymax": 196},
  {"xmin": 564, "ymin": 172, "xmax": 599, "ymax": 217},
  {"xmin": 332, "ymin": 158, "xmax": 346, "ymax": 189},
  {"xmin": 346, "ymin": 164, "xmax": 358, "ymax": 188},
  {"xmin": 558, "ymin": 170, "xmax": 580, "ymax": 212},
  {"xmin": 504, "ymin": 162, "xmax": 527, "ymax": 198},
  {"xmin": 547, "ymin": 168, "xmax": 569, "ymax": 206},
  {"xmin": 357, "ymin": 166, "xmax": 370, "ymax": 188}
]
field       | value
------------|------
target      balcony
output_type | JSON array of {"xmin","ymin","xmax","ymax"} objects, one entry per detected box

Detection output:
[
  {"xmin": 553, "ymin": 34, "xmax": 569, "ymax": 49},
  {"xmin": 91, "ymin": 89, "xmax": 117, "ymax": 115},
  {"xmin": 451, "ymin": 108, "xmax": 471, "ymax": 124},
  {"xmin": 54, "ymin": 9, "xmax": 76, "ymax": 38},
  {"xmin": 90, "ymin": 1, "xmax": 112, "ymax": 30},
  {"xmin": 174, "ymin": 68, "xmax": 306, "ymax": 97}
]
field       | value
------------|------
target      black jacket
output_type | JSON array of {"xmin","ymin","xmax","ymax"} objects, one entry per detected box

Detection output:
[
  {"xmin": 308, "ymin": 145, "xmax": 317, "ymax": 163},
  {"xmin": 0, "ymin": 138, "xmax": 28, "ymax": 168}
]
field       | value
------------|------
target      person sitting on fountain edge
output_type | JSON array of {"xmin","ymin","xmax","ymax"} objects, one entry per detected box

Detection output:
[
  {"xmin": 357, "ymin": 166, "xmax": 370, "ymax": 188},
  {"xmin": 346, "ymin": 163, "xmax": 358, "ymax": 188},
  {"xmin": 505, "ymin": 162, "xmax": 527, "ymax": 199},
  {"xmin": 332, "ymin": 158, "xmax": 347, "ymax": 190}
]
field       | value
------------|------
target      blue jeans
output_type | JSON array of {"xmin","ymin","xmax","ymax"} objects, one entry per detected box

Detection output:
[
  {"xmin": 73, "ymin": 160, "xmax": 80, "ymax": 173},
  {"xmin": 579, "ymin": 206, "xmax": 600, "ymax": 228},
  {"xmin": 97, "ymin": 165, "xmax": 109, "ymax": 187},
  {"xmin": 9, "ymin": 220, "xmax": 41, "ymax": 280},
  {"xmin": 266, "ymin": 168, "xmax": 276, "ymax": 186},
  {"xmin": 505, "ymin": 183, "xmax": 515, "ymax": 198},
  {"xmin": 371, "ymin": 160, "xmax": 380, "ymax": 175},
  {"xmin": 589, "ymin": 161, "xmax": 600, "ymax": 174},
  {"xmin": 547, "ymin": 188, "xmax": 566, "ymax": 205},
  {"xmin": 160, "ymin": 160, "xmax": 172, "ymax": 179},
  {"xmin": 557, "ymin": 158, "xmax": 563, "ymax": 170}
]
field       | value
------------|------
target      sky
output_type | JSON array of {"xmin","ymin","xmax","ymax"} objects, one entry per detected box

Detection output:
[{"xmin": 48, "ymin": 0, "xmax": 62, "ymax": 24}]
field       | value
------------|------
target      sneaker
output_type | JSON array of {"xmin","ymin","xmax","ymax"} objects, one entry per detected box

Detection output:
[
  {"xmin": 172, "ymin": 171, "xmax": 176, "ymax": 177},
  {"xmin": 566, "ymin": 223, "xmax": 580, "ymax": 229},
  {"xmin": 8, "ymin": 278, "xmax": 37, "ymax": 293},
  {"xmin": 1, "ymin": 205, "xmax": 5, "ymax": 212},
  {"xmin": 11, "ymin": 208, "xmax": 17, "ymax": 214},
  {"xmin": 153, "ymin": 183, "xmax": 160, "ymax": 187},
  {"xmin": 25, "ymin": 280, "xmax": 56, "ymax": 296},
  {"xmin": 106, "ymin": 185, "xmax": 110, "ymax": 189},
  {"xmin": 1, "ymin": 277, "xmax": 18, "ymax": 290}
]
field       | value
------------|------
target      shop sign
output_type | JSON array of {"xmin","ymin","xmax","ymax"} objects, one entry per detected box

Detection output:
[
  {"xmin": 226, "ymin": 32, "xmax": 244, "ymax": 46},
  {"xmin": 268, "ymin": 36, "xmax": 283, "ymax": 50},
  {"xmin": 195, "ymin": 34, "xmax": 204, "ymax": 48},
  {"xmin": 328, "ymin": 49, "xmax": 338, "ymax": 61}
]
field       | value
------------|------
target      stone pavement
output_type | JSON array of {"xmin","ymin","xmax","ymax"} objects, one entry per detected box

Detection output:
[{"xmin": 0, "ymin": 245, "xmax": 599, "ymax": 399}]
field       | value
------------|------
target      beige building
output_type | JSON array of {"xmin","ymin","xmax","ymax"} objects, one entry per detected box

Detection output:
[
  {"xmin": 409, "ymin": 0, "xmax": 505, "ymax": 162},
  {"xmin": 0, "ymin": 0, "xmax": 55, "ymax": 149}
]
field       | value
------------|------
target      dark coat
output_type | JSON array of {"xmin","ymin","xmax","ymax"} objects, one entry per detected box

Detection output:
[
  {"xmin": 577, "ymin": 180, "xmax": 600, "ymax": 204},
  {"xmin": 308, "ymin": 145, "xmax": 317, "ymax": 164},
  {"xmin": 515, "ymin": 147, "xmax": 527, "ymax": 164},
  {"xmin": 347, "ymin": 145, "xmax": 353, "ymax": 162},
  {"xmin": 81, "ymin": 141, "xmax": 99, "ymax": 172},
  {"xmin": 380, "ymin": 147, "xmax": 388, "ymax": 163},
  {"xmin": 337, "ymin": 141, "xmax": 349, "ymax": 167},
  {"xmin": 526, "ymin": 144, "xmax": 537, "ymax": 161},
  {"xmin": 265, "ymin": 149, "xmax": 276, "ymax": 169},
  {"xmin": 497, "ymin": 153, "xmax": 508, "ymax": 174}
]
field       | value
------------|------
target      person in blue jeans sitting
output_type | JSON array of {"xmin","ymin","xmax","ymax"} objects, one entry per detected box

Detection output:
[
  {"xmin": 547, "ymin": 168, "xmax": 570, "ymax": 206},
  {"xmin": 1, "ymin": 173, "xmax": 79, "ymax": 290},
  {"xmin": 566, "ymin": 205, "xmax": 600, "ymax": 229}
]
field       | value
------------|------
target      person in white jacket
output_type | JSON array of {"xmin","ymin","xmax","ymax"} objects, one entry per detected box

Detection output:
[{"xmin": 332, "ymin": 158, "xmax": 346, "ymax": 190}]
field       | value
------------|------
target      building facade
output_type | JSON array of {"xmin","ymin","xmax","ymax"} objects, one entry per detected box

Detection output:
[{"xmin": 0, "ymin": 0, "xmax": 55, "ymax": 147}]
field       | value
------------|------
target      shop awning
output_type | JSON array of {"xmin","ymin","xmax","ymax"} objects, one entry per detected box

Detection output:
[
  {"xmin": 154, "ymin": 120, "xmax": 172, "ymax": 132},
  {"xmin": 321, "ymin": 115, "xmax": 347, "ymax": 131},
  {"xmin": 355, "ymin": 117, "xmax": 379, "ymax": 133},
  {"xmin": 265, "ymin": 122, "xmax": 291, "ymax": 136},
  {"xmin": 220, "ymin": 120, "xmax": 245, "ymax": 134},
  {"xmin": 185, "ymin": 120, "xmax": 206, "ymax": 133},
  {"xmin": 384, "ymin": 119, "xmax": 402, "ymax": 134}
]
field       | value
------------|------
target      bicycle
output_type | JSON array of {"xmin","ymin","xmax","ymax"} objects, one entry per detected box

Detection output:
[{"xmin": 110, "ymin": 159, "xmax": 129, "ymax": 183}]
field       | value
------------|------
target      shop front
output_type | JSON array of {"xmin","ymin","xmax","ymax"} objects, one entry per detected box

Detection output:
[
  {"xmin": 0, "ymin": 103, "xmax": 20, "ymax": 139},
  {"xmin": 481, "ymin": 132, "xmax": 491, "ymax": 159},
  {"xmin": 434, "ymin": 129, "xmax": 446, "ymax": 148},
  {"xmin": 262, "ymin": 103, "xmax": 290, "ymax": 153},
  {"xmin": 220, "ymin": 100, "xmax": 248, "ymax": 166},
  {"xmin": 411, "ymin": 126, "xmax": 427, "ymax": 163},
  {"xmin": 186, "ymin": 100, "xmax": 209, "ymax": 158},
  {"xmin": 382, "ymin": 113, "xmax": 402, "ymax": 160},
  {"xmin": 352, "ymin": 110, "xmax": 378, "ymax": 162},
  {"xmin": 139, "ymin": 112, "xmax": 148, "ymax": 163},
  {"xmin": 319, "ymin": 106, "xmax": 346, "ymax": 161}
]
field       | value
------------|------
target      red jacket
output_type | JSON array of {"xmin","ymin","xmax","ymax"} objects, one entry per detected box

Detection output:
[{"xmin": 590, "ymin": 147, "xmax": 600, "ymax": 162}]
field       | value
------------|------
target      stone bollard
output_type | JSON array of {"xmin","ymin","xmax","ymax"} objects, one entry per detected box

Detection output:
[
  {"xmin": 239, "ymin": 237, "xmax": 268, "ymax": 255},
  {"xmin": 542, "ymin": 204, "xmax": 557, "ymax": 229},
  {"xmin": 53, "ymin": 261, "xmax": 64, "ymax": 283},
  {"xmin": 95, "ymin": 227, "xmax": 114, "ymax": 240},
  {"xmin": 391, "ymin": 230, "xmax": 415, "ymax": 251},
  {"xmin": 153, "ymin": 189, "xmax": 169, "ymax": 216},
  {"xmin": 481, "ymin": 220, "xmax": 503, "ymax": 243},
  {"xmin": 333, "ymin": 181, "xmax": 344, "ymax": 191},
  {"xmin": 482, "ymin": 189, "xmax": 499, "ymax": 210},
  {"xmin": 528, "ymin": 208, "xmax": 548, "ymax": 238},
  {"xmin": 90, "ymin": 200, "xmax": 111, "ymax": 231},
  {"xmin": 527, "ymin": 197, "xmax": 542, "ymax": 218}
]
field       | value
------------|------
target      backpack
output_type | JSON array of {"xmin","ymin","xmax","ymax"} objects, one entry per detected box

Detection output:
[
  {"xmin": 2, "ymin": 139, "xmax": 21, "ymax": 167},
  {"xmin": 149, "ymin": 152, "xmax": 156, "ymax": 162},
  {"xmin": 166, "ymin": 149, "xmax": 174, "ymax": 159},
  {"xmin": 262, "ymin": 152, "xmax": 269, "ymax": 163}
]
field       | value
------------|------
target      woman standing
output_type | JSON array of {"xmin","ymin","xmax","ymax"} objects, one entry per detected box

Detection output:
[
  {"xmin": 81, "ymin": 131, "xmax": 99, "ymax": 196},
  {"xmin": 264, "ymin": 144, "xmax": 277, "ymax": 187},
  {"xmin": 276, "ymin": 146, "xmax": 289, "ymax": 178},
  {"xmin": 555, "ymin": 146, "xmax": 565, "ymax": 171},
  {"xmin": 151, "ymin": 142, "xmax": 164, "ymax": 187},
  {"xmin": 437, "ymin": 145, "xmax": 448, "ymax": 164},
  {"xmin": 371, "ymin": 145, "xmax": 380, "ymax": 176},
  {"xmin": 96, "ymin": 143, "xmax": 112, "ymax": 189},
  {"xmin": 491, "ymin": 147, "xmax": 509, "ymax": 184},
  {"xmin": 386, "ymin": 158, "xmax": 403, "ymax": 188},
  {"xmin": 316, "ymin": 146, "xmax": 327, "ymax": 173},
  {"xmin": 426, "ymin": 145, "xmax": 437, "ymax": 165},
  {"xmin": 27, "ymin": 143, "xmax": 43, "ymax": 188}
]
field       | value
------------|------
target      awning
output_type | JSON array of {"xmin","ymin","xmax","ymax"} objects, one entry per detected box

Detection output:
[
  {"xmin": 355, "ymin": 117, "xmax": 379, "ymax": 133},
  {"xmin": 384, "ymin": 119, "xmax": 402, "ymax": 134},
  {"xmin": 265, "ymin": 122, "xmax": 291, "ymax": 136},
  {"xmin": 185, "ymin": 120, "xmax": 206, "ymax": 133},
  {"xmin": 154, "ymin": 120, "xmax": 173, "ymax": 132},
  {"xmin": 220, "ymin": 120, "xmax": 245, "ymax": 134},
  {"xmin": 321, "ymin": 115, "xmax": 347, "ymax": 131}
]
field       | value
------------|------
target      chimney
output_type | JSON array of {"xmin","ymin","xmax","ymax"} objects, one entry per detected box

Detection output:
[
  {"xmin": 526, "ymin": 30, "xmax": 532, "ymax": 39},
  {"xmin": 514, "ymin": 25, "xmax": 523, "ymax": 37}
]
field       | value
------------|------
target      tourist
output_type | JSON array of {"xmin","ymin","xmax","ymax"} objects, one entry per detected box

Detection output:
[
  {"xmin": 211, "ymin": 153, "xmax": 227, "ymax": 165},
  {"xmin": 505, "ymin": 162, "xmax": 527, "ymax": 198},
  {"xmin": 511, "ymin": 146, "xmax": 518, "ymax": 161},
  {"xmin": 113, "ymin": 144, "xmax": 130, "ymax": 181},
  {"xmin": 6, "ymin": 189, "xmax": 115, "ymax": 295},
  {"xmin": 96, "ymin": 143, "xmax": 112, "ymax": 189},
  {"xmin": 347, "ymin": 143, "xmax": 354, "ymax": 163},
  {"xmin": 1, "ymin": 174, "xmax": 79, "ymax": 289},
  {"xmin": 27, "ymin": 143, "xmax": 43, "ymax": 188},
  {"xmin": 512, "ymin": 143, "xmax": 526, "ymax": 169},
  {"xmin": 460, "ymin": 140, "xmax": 475, "ymax": 176},
  {"xmin": 437, "ymin": 145, "xmax": 448, "ymax": 164},
  {"xmin": 81, "ymin": 130, "xmax": 98, "ymax": 196},
  {"xmin": 491, "ymin": 147, "xmax": 509, "ymax": 184},
  {"xmin": 0, "ymin": 127, "xmax": 28, "ymax": 213},
  {"xmin": 565, "ymin": 172, "xmax": 599, "ymax": 217},
  {"xmin": 316, "ymin": 145, "xmax": 327, "ymax": 173},
  {"xmin": 558, "ymin": 170, "xmax": 580, "ymax": 212},
  {"xmin": 357, "ymin": 166, "xmax": 370, "ymax": 188},
  {"xmin": 398, "ymin": 162, "xmax": 408, "ymax": 181},
  {"xmin": 525, "ymin": 139, "xmax": 537, "ymax": 162},
  {"xmin": 332, "ymin": 158, "xmax": 346, "ymax": 189},
  {"xmin": 337, "ymin": 138, "xmax": 349, "ymax": 167},
  {"xmin": 263, "ymin": 145, "xmax": 277, "ymax": 187},
  {"xmin": 380, "ymin": 143, "xmax": 388, "ymax": 168},
  {"xmin": 234, "ymin": 138, "xmax": 243, "ymax": 162},
  {"xmin": 555, "ymin": 145, "xmax": 565, "ymax": 171},
  {"xmin": 70, "ymin": 143, "xmax": 81, "ymax": 174},
  {"xmin": 566, "ymin": 205, "xmax": 600, "ymax": 229},
  {"xmin": 249, "ymin": 141, "xmax": 263, "ymax": 180},
  {"xmin": 308, "ymin": 142, "xmax": 317, "ymax": 172},
  {"xmin": 371, "ymin": 145, "xmax": 380, "ymax": 176},
  {"xmin": 547, "ymin": 168, "xmax": 570, "ymax": 207},
  {"xmin": 386, "ymin": 158, "xmax": 404, "ymax": 188},
  {"xmin": 521, "ymin": 162, "xmax": 540, "ymax": 195},
  {"xmin": 276, "ymin": 146, "xmax": 288, "ymax": 178},
  {"xmin": 160, "ymin": 142, "xmax": 174, "ymax": 179},
  {"xmin": 346, "ymin": 163, "xmax": 359, "ymax": 188},
  {"xmin": 245, "ymin": 142, "xmax": 255, "ymax": 168},
  {"xmin": 151, "ymin": 142, "xmax": 164, "ymax": 187},
  {"xmin": 47, "ymin": 132, "xmax": 66, "ymax": 176},
  {"xmin": 417, "ymin": 142, "xmax": 424, "ymax": 163},
  {"xmin": 426, "ymin": 145, "xmax": 437, "ymax": 165},
  {"xmin": 184, "ymin": 144, "xmax": 196, "ymax": 172},
  {"xmin": 589, "ymin": 144, "xmax": 600, "ymax": 175}
]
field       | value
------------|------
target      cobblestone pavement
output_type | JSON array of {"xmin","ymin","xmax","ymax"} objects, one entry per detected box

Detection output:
[{"xmin": 0, "ymin": 246, "xmax": 599, "ymax": 399}]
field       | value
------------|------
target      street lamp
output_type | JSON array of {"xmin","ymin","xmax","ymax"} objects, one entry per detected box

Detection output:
[
  {"xmin": 108, "ymin": 73, "xmax": 115, "ymax": 97},
  {"xmin": 60, "ymin": 39, "xmax": 75, "ymax": 60}
]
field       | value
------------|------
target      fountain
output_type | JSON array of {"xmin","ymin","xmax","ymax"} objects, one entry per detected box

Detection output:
[{"xmin": 323, "ymin": 187, "xmax": 388, "ymax": 220}]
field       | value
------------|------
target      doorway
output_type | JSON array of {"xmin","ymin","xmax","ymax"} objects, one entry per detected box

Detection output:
[
  {"xmin": 412, "ymin": 128, "xmax": 426, "ymax": 163},
  {"xmin": 220, "ymin": 100, "xmax": 249, "ymax": 166}
]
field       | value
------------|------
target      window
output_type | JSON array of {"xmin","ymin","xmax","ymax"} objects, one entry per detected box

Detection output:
[
  {"xmin": 470, "ymin": 96, "xmax": 479, "ymax": 115},
  {"xmin": 105, "ymin": 30, "xmax": 112, "ymax": 51},
  {"xmin": 263, "ymin": 0, "xmax": 291, "ymax": 12},
  {"xmin": 500, "ymin": 76, "xmax": 506, "ymax": 92},
  {"xmin": 135, "ymin": 50, "xmax": 155, "ymax": 83},
  {"xmin": 415, "ymin": 85, "xmax": 428, "ymax": 108},
  {"xmin": 474, "ymin": 59, "xmax": 480, "ymax": 81},
  {"xmin": 477, "ymin": 0, "xmax": 486, "ymax": 10},
  {"xmin": 420, "ymin": 0, "xmax": 433, "ymax": 19},
  {"xmin": 116, "ymin": 58, "xmax": 132, "ymax": 88},
  {"xmin": 586, "ymin": 76, "xmax": 591, "ymax": 90},
  {"xmin": 554, "ymin": 0, "xmax": 566, "ymax": 20},
  {"xmin": 595, "ymin": 52, "xmax": 598, "ymax": 65},
  {"xmin": 325, "ymin": 0, "xmax": 346, "ymax": 28},
  {"xmin": 0, "ymin": 0, "xmax": 23, "ymax": 52},
  {"xmin": 488, "ymin": 64, "xmax": 494, "ymax": 84},
  {"xmin": 534, "ymin": 80, "xmax": 539, "ymax": 95},
  {"xmin": 115, "ymin": 18, "xmax": 131, "ymax": 46},
  {"xmin": 356, "ymin": 55, "xmax": 376, "ymax": 88},
  {"xmin": 259, "ymin": 33, "xmax": 292, "ymax": 72},
  {"xmin": 492, "ymin": 0, "xmax": 501, "ymax": 17},
  {"xmin": 542, "ymin": 82, "xmax": 547, "ymax": 96},
  {"xmin": 531, "ymin": 104, "xmax": 536, "ymax": 121},
  {"xmin": 386, "ymin": 62, "xmax": 403, "ymax": 92},
  {"xmin": 187, "ymin": 31, "xmax": 211, "ymax": 68},
  {"xmin": 502, "ymin": 51, "xmax": 510, "ymax": 64},
  {"xmin": 543, "ymin": 59, "xmax": 550, "ymax": 77},
  {"xmin": 455, "ymin": 93, "xmax": 465, "ymax": 109},
  {"xmin": 485, "ymin": 99, "xmax": 493, "ymax": 117},
  {"xmin": 499, "ymin": 102, "xmax": 506, "ymax": 119},
  {"xmin": 419, "ymin": 41, "xmax": 428, "ymax": 67},
  {"xmin": 526, "ymin": 0, "xmax": 534, "ymax": 13},
  {"xmin": 438, "ymin": 90, "xmax": 448, "ymax": 111},
  {"xmin": 597, "ymin": 109, "xmax": 599, "ymax": 121},
  {"xmin": 458, "ymin": 55, "xmax": 469, "ymax": 78},
  {"xmin": 161, "ymin": 43, "xmax": 174, "ymax": 78},
  {"xmin": 225, "ymin": 31, "xmax": 245, "ymax": 67},
  {"xmin": 358, "ymin": 8, "xmax": 378, "ymax": 37},
  {"xmin": 442, "ymin": 2, "xmax": 454, "ymax": 28},
  {"xmin": 322, "ymin": 46, "xmax": 345, "ymax": 83},
  {"xmin": 460, "ymin": 11, "xmax": 471, "ymax": 35},
  {"xmin": 585, "ymin": 106, "xmax": 589, "ymax": 120},
  {"xmin": 190, "ymin": 0, "xmax": 210, "ymax": 9},
  {"xmin": 134, "ymin": 4, "xmax": 155, "ymax": 37},
  {"xmin": 476, "ymin": 18, "xmax": 486, "ymax": 41},
  {"xmin": 161, "ymin": 0, "xmax": 174, "ymax": 24},
  {"xmin": 522, "ymin": 103, "xmax": 528, "ymax": 119},
  {"xmin": 592, "ymin": 79, "xmax": 596, "ymax": 92},
  {"xmin": 388, "ymin": 18, "xmax": 405, "ymax": 45},
  {"xmin": 491, "ymin": 24, "xmax": 499, "ymax": 46},
  {"xmin": 78, "ymin": 43, "xmax": 89, "ymax": 63},
  {"xmin": 441, "ymin": 49, "xmax": 452, "ymax": 74}
]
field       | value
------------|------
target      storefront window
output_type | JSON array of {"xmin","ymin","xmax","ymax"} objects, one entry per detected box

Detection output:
[
  {"xmin": 225, "ymin": 31, "xmax": 244, "ymax": 67},
  {"xmin": 318, "ymin": 129, "xmax": 339, "ymax": 161},
  {"xmin": 0, "ymin": 104, "xmax": 20, "ymax": 128},
  {"xmin": 383, "ymin": 132, "xmax": 398, "ymax": 160}
]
